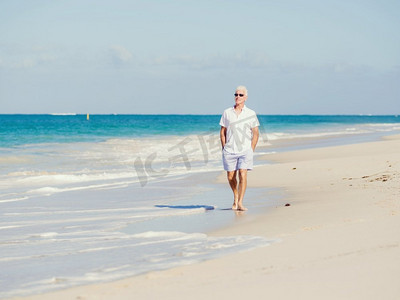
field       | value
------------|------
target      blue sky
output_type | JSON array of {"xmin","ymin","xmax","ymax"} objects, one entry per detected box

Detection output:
[{"xmin": 1, "ymin": 0, "xmax": 399, "ymax": 114}]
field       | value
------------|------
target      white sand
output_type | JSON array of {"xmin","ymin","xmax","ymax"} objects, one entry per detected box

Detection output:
[{"xmin": 12, "ymin": 135, "xmax": 400, "ymax": 300}]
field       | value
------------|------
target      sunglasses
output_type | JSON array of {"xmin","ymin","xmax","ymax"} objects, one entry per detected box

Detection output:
[{"xmin": 234, "ymin": 93, "xmax": 245, "ymax": 97}]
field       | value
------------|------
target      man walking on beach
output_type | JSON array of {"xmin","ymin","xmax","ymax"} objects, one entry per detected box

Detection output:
[{"xmin": 220, "ymin": 85, "xmax": 259, "ymax": 211}]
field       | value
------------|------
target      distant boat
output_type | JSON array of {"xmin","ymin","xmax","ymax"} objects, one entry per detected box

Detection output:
[{"xmin": 87, "ymin": 113, "xmax": 90, "ymax": 121}]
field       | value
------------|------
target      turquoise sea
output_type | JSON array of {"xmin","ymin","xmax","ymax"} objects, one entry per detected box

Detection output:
[
  {"xmin": 1, "ymin": 114, "xmax": 399, "ymax": 298},
  {"xmin": 1, "ymin": 114, "xmax": 400, "ymax": 147}
]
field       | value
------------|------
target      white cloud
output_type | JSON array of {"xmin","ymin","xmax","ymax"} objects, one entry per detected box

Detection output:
[
  {"xmin": 147, "ymin": 52, "xmax": 271, "ymax": 70},
  {"xmin": 38, "ymin": 53, "xmax": 57, "ymax": 63},
  {"xmin": 0, "ymin": 44, "xmax": 61, "ymax": 69},
  {"xmin": 12, "ymin": 53, "xmax": 60, "ymax": 69},
  {"xmin": 109, "ymin": 45, "xmax": 133, "ymax": 65},
  {"xmin": 16, "ymin": 58, "xmax": 37, "ymax": 68}
]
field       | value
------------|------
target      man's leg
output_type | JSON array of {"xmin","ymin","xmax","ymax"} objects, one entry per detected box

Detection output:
[
  {"xmin": 237, "ymin": 169, "xmax": 248, "ymax": 211},
  {"xmin": 227, "ymin": 170, "xmax": 238, "ymax": 209}
]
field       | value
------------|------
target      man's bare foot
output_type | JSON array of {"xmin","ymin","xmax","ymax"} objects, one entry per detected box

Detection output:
[
  {"xmin": 232, "ymin": 202, "xmax": 238, "ymax": 210},
  {"xmin": 237, "ymin": 205, "xmax": 247, "ymax": 211}
]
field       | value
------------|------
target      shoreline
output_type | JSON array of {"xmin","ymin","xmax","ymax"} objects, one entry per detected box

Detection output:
[{"xmin": 9, "ymin": 134, "xmax": 400, "ymax": 300}]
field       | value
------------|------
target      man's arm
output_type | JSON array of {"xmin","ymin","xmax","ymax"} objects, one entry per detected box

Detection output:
[
  {"xmin": 220, "ymin": 126, "xmax": 227, "ymax": 149},
  {"xmin": 251, "ymin": 126, "xmax": 259, "ymax": 151}
]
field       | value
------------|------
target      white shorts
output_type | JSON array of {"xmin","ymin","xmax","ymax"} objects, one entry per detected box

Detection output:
[{"xmin": 222, "ymin": 148, "xmax": 254, "ymax": 171}]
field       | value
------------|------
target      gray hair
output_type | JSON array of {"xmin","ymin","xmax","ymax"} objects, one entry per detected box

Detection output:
[{"xmin": 235, "ymin": 85, "xmax": 248, "ymax": 95}]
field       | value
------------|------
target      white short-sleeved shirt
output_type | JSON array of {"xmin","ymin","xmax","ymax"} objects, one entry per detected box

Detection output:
[{"xmin": 219, "ymin": 105, "xmax": 260, "ymax": 154}]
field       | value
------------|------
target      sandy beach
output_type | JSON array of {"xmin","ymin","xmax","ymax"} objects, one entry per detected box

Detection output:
[{"xmin": 11, "ymin": 135, "xmax": 400, "ymax": 300}]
